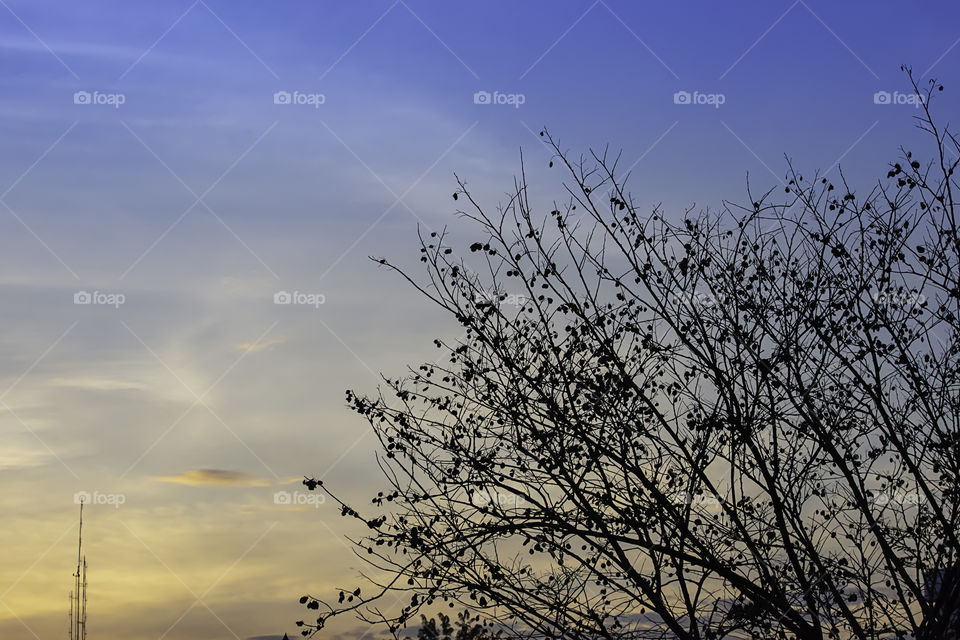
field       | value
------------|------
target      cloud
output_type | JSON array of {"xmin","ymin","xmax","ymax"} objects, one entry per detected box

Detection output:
[
  {"xmin": 0, "ymin": 35, "xmax": 200, "ymax": 66},
  {"xmin": 235, "ymin": 336, "xmax": 286, "ymax": 353},
  {"xmin": 0, "ymin": 447, "xmax": 49, "ymax": 471},
  {"xmin": 154, "ymin": 469, "xmax": 271, "ymax": 487}
]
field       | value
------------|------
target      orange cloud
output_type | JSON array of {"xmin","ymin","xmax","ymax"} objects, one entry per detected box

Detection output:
[{"xmin": 154, "ymin": 469, "xmax": 271, "ymax": 487}]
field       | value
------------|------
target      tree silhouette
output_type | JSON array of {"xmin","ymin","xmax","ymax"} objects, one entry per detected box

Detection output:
[
  {"xmin": 298, "ymin": 69, "xmax": 960, "ymax": 640},
  {"xmin": 417, "ymin": 611, "xmax": 501, "ymax": 640}
]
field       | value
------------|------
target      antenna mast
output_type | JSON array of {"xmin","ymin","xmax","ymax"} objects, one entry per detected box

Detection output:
[
  {"xmin": 69, "ymin": 500, "xmax": 87, "ymax": 640},
  {"xmin": 81, "ymin": 557, "xmax": 87, "ymax": 640}
]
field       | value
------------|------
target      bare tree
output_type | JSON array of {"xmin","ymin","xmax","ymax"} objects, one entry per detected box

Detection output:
[{"xmin": 298, "ymin": 69, "xmax": 960, "ymax": 640}]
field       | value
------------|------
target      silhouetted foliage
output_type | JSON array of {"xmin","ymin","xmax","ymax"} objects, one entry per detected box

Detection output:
[
  {"xmin": 298, "ymin": 69, "xmax": 960, "ymax": 639},
  {"xmin": 417, "ymin": 611, "xmax": 502, "ymax": 640}
]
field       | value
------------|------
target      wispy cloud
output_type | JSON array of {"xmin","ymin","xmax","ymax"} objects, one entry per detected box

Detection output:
[
  {"xmin": 0, "ymin": 446, "xmax": 49, "ymax": 471},
  {"xmin": 0, "ymin": 34, "xmax": 199, "ymax": 65},
  {"xmin": 235, "ymin": 336, "xmax": 286, "ymax": 353},
  {"xmin": 154, "ymin": 468, "xmax": 271, "ymax": 487}
]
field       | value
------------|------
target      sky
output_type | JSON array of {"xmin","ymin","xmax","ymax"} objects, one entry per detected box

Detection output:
[{"xmin": 0, "ymin": 1, "xmax": 958, "ymax": 639}]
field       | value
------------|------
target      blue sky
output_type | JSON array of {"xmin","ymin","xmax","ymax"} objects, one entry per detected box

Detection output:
[{"xmin": 0, "ymin": 1, "xmax": 958, "ymax": 639}]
